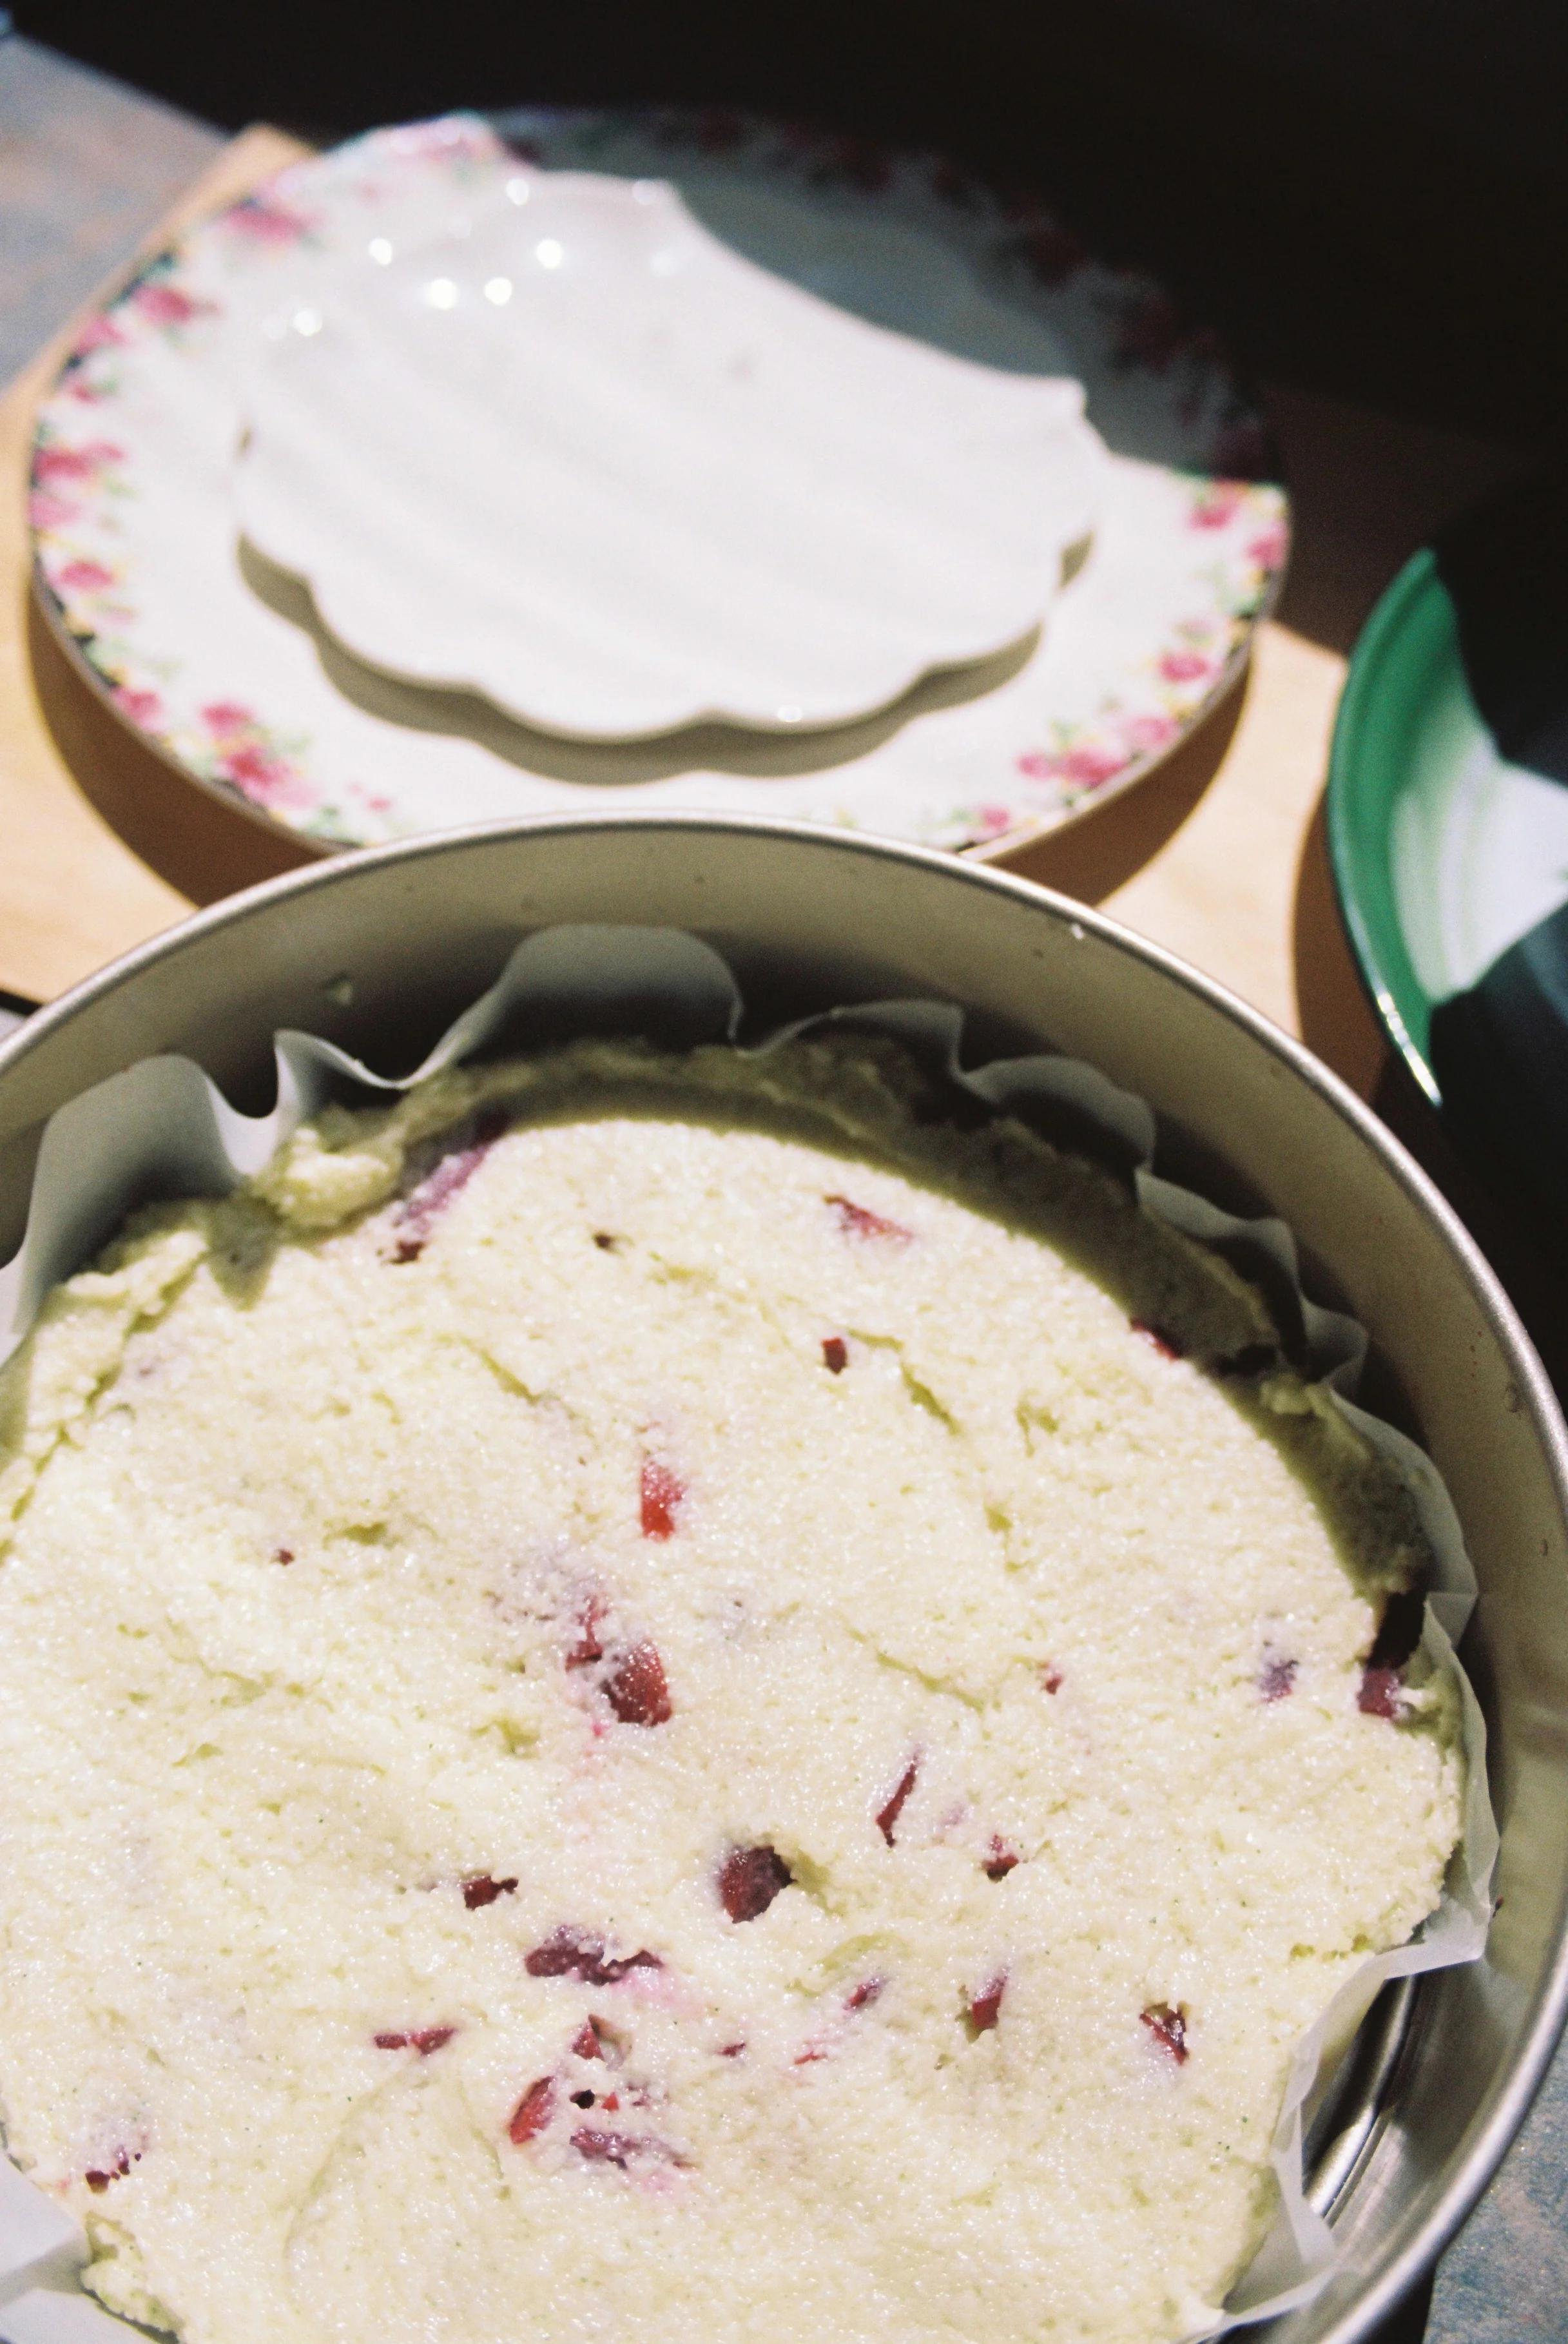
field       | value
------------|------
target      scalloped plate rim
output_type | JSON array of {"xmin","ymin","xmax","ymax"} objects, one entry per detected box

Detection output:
[{"xmin": 28, "ymin": 106, "xmax": 1290, "ymax": 860}]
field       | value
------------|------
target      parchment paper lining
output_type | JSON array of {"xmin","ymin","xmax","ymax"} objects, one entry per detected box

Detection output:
[{"xmin": 0, "ymin": 927, "xmax": 1495, "ymax": 2344}]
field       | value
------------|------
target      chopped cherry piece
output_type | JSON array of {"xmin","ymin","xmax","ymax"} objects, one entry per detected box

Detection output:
[
  {"xmin": 272, "ymin": 1547, "xmax": 294, "ymax": 1565},
  {"xmin": 374, "ymin": 2031, "xmax": 408, "ymax": 2050},
  {"xmin": 845, "ymin": 1976, "xmax": 886, "ymax": 2011},
  {"xmin": 463, "ymin": 1874, "xmax": 518, "ymax": 1909},
  {"xmin": 717, "ymin": 1844, "xmax": 792, "ymax": 1922},
  {"xmin": 525, "ymin": 1928, "xmax": 663, "ymax": 1986},
  {"xmin": 605, "ymin": 1640, "xmax": 672, "ymax": 1727},
  {"xmin": 572, "ymin": 2020, "xmax": 603, "ymax": 2060},
  {"xmin": 508, "ymin": 2076, "xmax": 556, "ymax": 2145},
  {"xmin": 967, "ymin": 1975, "xmax": 1006, "ymax": 2034},
  {"xmin": 1141, "ymin": 2002, "xmax": 1189, "ymax": 2064},
  {"xmin": 1130, "ymin": 1319, "xmax": 1184, "ymax": 1361},
  {"xmin": 876, "ymin": 1756, "xmax": 919, "ymax": 1845},
  {"xmin": 391, "ymin": 1109, "xmax": 508, "ymax": 1263},
  {"xmin": 526, "ymin": 1928, "xmax": 591, "ymax": 1979},
  {"xmin": 84, "ymin": 2149, "xmax": 137, "ymax": 2193},
  {"xmin": 1358, "ymin": 1664, "xmax": 1406, "ymax": 1720},
  {"xmin": 603, "ymin": 2093, "xmax": 620, "ymax": 2113},
  {"xmin": 793, "ymin": 2044, "xmax": 829, "ymax": 2067},
  {"xmin": 410, "ymin": 2028, "xmax": 456, "ymax": 2056},
  {"xmin": 640, "ymin": 1457, "xmax": 684, "ymax": 1540},
  {"xmin": 1040, "ymin": 1664, "xmax": 1064, "ymax": 1695},
  {"xmin": 719, "ymin": 2041, "xmax": 747, "ymax": 2058},
  {"xmin": 1259, "ymin": 1653, "xmax": 1298, "ymax": 1703},
  {"xmin": 821, "ymin": 1335, "xmax": 848, "ymax": 1374},
  {"xmin": 565, "ymin": 1594, "xmax": 608, "ymax": 1671},
  {"xmin": 826, "ymin": 1193, "xmax": 913, "ymax": 1244},
  {"xmin": 983, "ymin": 1837, "xmax": 1020, "ymax": 1881}
]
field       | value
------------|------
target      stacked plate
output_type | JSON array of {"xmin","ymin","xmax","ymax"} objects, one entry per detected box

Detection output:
[{"xmin": 30, "ymin": 110, "xmax": 1288, "ymax": 857}]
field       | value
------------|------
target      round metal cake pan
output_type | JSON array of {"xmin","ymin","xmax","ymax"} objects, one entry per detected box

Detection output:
[{"xmin": 1, "ymin": 814, "xmax": 1564, "ymax": 2344}]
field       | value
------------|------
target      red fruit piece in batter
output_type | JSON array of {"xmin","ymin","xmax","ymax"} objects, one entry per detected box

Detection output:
[
  {"xmin": 572, "ymin": 2020, "xmax": 605, "ymax": 2060},
  {"xmin": 604, "ymin": 1641, "xmax": 673, "ymax": 1726},
  {"xmin": 565, "ymin": 1594, "xmax": 608, "ymax": 1670},
  {"xmin": 1130, "ymin": 1319, "xmax": 1184, "ymax": 1361},
  {"xmin": 717, "ymin": 1844, "xmax": 792, "ymax": 1922},
  {"xmin": 821, "ymin": 1335, "xmax": 849, "ymax": 1373},
  {"xmin": 967, "ymin": 1975, "xmax": 1006, "ymax": 2034},
  {"xmin": 876, "ymin": 1756, "xmax": 919, "ymax": 1845},
  {"xmin": 272, "ymin": 1547, "xmax": 294, "ymax": 1565},
  {"xmin": 826, "ymin": 1193, "xmax": 913, "ymax": 1244},
  {"xmin": 374, "ymin": 2028, "xmax": 456, "ymax": 2055},
  {"xmin": 525, "ymin": 1928, "xmax": 663, "ymax": 1986},
  {"xmin": 640, "ymin": 1457, "xmax": 684, "ymax": 1539},
  {"xmin": 1141, "ymin": 2003, "xmax": 1189, "ymax": 2064},
  {"xmin": 1040, "ymin": 1664, "xmax": 1064, "ymax": 1694},
  {"xmin": 1259, "ymin": 1652, "xmax": 1298, "ymax": 1702},
  {"xmin": 1358, "ymin": 1665, "xmax": 1407, "ymax": 1720},
  {"xmin": 508, "ymin": 2076, "xmax": 556, "ymax": 2145},
  {"xmin": 84, "ymin": 2147, "xmax": 138, "ymax": 2193},
  {"xmin": 463, "ymin": 1874, "xmax": 518, "ymax": 1909},
  {"xmin": 983, "ymin": 1837, "xmax": 1020, "ymax": 1881},
  {"xmin": 845, "ymin": 1976, "xmax": 886, "ymax": 2011},
  {"xmin": 391, "ymin": 1108, "xmax": 508, "ymax": 1263}
]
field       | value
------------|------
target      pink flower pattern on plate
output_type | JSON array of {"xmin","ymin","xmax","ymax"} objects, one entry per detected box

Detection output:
[
  {"xmin": 130, "ymin": 277, "xmax": 215, "ymax": 331},
  {"xmin": 29, "ymin": 491, "xmax": 79, "ymax": 531},
  {"xmin": 57, "ymin": 559, "xmax": 116, "ymax": 594},
  {"xmin": 202, "ymin": 710, "xmax": 317, "ymax": 815},
  {"xmin": 33, "ymin": 440, "xmax": 124, "ymax": 483},
  {"xmin": 113, "ymin": 686, "xmax": 164, "ymax": 725},
  {"xmin": 224, "ymin": 194, "xmax": 318, "ymax": 246},
  {"xmin": 1189, "ymin": 481, "xmax": 1248, "ymax": 532},
  {"xmin": 72, "ymin": 314, "xmax": 127, "ymax": 358},
  {"xmin": 25, "ymin": 110, "xmax": 1288, "ymax": 859},
  {"xmin": 1158, "ymin": 650, "xmax": 1210, "ymax": 684}
]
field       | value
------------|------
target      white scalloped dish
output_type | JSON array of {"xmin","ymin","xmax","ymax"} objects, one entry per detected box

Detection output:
[{"xmin": 235, "ymin": 170, "xmax": 1105, "ymax": 741}]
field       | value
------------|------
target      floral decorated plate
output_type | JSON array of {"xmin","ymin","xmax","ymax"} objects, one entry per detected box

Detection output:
[{"xmin": 30, "ymin": 110, "xmax": 1288, "ymax": 857}]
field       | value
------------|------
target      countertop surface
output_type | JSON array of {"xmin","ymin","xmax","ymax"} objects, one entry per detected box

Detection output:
[{"xmin": 0, "ymin": 28, "xmax": 1563, "ymax": 2341}]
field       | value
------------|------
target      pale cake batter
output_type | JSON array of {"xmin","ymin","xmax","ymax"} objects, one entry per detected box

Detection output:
[{"xmin": 0, "ymin": 1038, "xmax": 1463, "ymax": 2344}]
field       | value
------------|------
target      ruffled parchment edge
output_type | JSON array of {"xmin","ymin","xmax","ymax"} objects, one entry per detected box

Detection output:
[{"xmin": 0, "ymin": 927, "xmax": 1496, "ymax": 2343}]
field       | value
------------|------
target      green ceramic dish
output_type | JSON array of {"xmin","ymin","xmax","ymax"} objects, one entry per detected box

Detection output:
[{"xmin": 1328, "ymin": 478, "xmax": 1568, "ymax": 1122}]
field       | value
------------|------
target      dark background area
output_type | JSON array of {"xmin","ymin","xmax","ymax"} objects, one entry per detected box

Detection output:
[{"xmin": 14, "ymin": 0, "xmax": 1568, "ymax": 450}]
